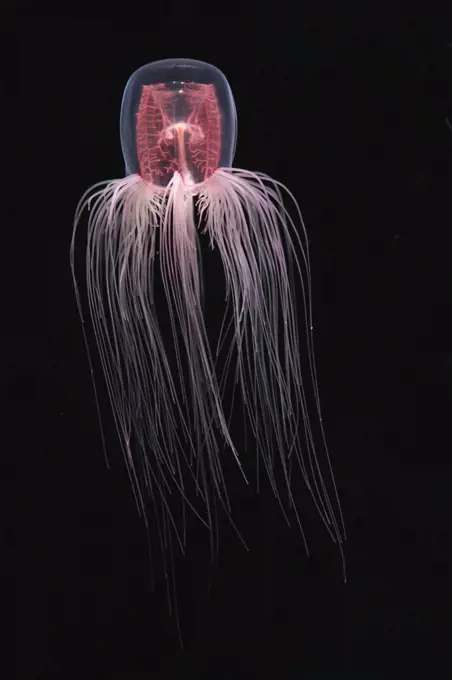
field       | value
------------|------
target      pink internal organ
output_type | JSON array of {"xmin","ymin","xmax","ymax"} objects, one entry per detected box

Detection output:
[{"xmin": 136, "ymin": 82, "xmax": 222, "ymax": 186}]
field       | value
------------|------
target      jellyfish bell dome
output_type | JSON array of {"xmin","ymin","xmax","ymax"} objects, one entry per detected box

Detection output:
[{"xmin": 120, "ymin": 58, "xmax": 238, "ymax": 188}]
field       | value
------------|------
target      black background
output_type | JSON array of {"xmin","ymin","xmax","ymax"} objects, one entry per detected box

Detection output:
[{"xmin": 13, "ymin": 5, "xmax": 452, "ymax": 678}]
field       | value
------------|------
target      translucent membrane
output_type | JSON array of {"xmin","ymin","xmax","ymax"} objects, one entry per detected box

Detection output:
[{"xmin": 120, "ymin": 58, "xmax": 237, "ymax": 183}]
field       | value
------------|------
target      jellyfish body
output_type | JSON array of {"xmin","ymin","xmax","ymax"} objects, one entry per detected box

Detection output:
[{"xmin": 71, "ymin": 58, "xmax": 345, "ymax": 604}]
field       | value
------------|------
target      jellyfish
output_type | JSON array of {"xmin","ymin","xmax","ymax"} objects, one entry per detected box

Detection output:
[{"xmin": 71, "ymin": 58, "xmax": 345, "ymax": 612}]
